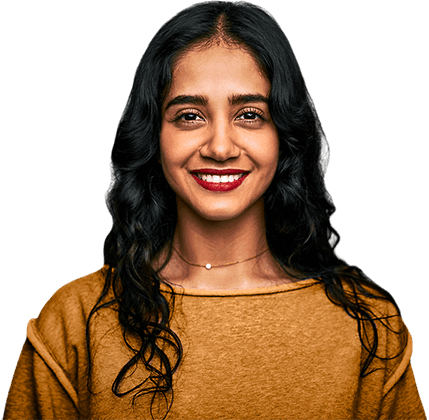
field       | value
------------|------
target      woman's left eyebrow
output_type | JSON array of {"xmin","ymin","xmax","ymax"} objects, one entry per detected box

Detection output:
[
  {"xmin": 228, "ymin": 93, "xmax": 269, "ymax": 106},
  {"xmin": 164, "ymin": 93, "xmax": 269, "ymax": 110}
]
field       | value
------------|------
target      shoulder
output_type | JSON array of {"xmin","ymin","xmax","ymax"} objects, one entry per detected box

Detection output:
[
  {"xmin": 337, "ymin": 275, "xmax": 403, "ymax": 320},
  {"xmin": 29, "ymin": 266, "xmax": 111, "ymax": 358},
  {"xmin": 36, "ymin": 266, "xmax": 108, "ymax": 325},
  {"xmin": 351, "ymin": 279, "xmax": 411, "ymax": 388},
  {"xmin": 24, "ymin": 266, "xmax": 112, "ymax": 390}
]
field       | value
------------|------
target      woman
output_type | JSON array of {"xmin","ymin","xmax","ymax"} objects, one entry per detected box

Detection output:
[{"xmin": 4, "ymin": 2, "xmax": 425, "ymax": 419}]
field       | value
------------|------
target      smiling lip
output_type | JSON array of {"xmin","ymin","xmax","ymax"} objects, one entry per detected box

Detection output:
[
  {"xmin": 191, "ymin": 169, "xmax": 249, "ymax": 192},
  {"xmin": 192, "ymin": 168, "xmax": 247, "ymax": 175}
]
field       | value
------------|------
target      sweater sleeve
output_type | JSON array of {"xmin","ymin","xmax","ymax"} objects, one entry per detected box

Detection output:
[
  {"xmin": 376, "ymin": 300, "xmax": 426, "ymax": 420},
  {"xmin": 380, "ymin": 361, "xmax": 426, "ymax": 420},
  {"xmin": 3, "ymin": 270, "xmax": 106, "ymax": 420},
  {"xmin": 3, "ymin": 337, "xmax": 79, "ymax": 420},
  {"xmin": 376, "ymin": 331, "xmax": 426, "ymax": 419},
  {"xmin": 352, "ymin": 293, "xmax": 426, "ymax": 420}
]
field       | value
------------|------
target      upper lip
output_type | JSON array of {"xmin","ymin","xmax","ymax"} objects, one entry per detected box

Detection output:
[{"xmin": 191, "ymin": 169, "xmax": 249, "ymax": 175}]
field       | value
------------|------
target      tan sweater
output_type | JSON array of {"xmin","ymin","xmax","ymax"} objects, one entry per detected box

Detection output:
[{"xmin": 4, "ymin": 267, "xmax": 426, "ymax": 419}]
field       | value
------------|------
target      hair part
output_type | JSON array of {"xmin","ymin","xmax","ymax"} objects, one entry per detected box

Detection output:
[{"xmin": 165, "ymin": 11, "xmax": 270, "ymax": 105}]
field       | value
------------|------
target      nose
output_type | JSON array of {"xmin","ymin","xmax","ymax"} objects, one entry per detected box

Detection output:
[{"xmin": 199, "ymin": 118, "xmax": 240, "ymax": 161}]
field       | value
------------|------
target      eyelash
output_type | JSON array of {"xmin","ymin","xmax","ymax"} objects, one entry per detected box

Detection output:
[{"xmin": 172, "ymin": 108, "xmax": 267, "ymax": 125}]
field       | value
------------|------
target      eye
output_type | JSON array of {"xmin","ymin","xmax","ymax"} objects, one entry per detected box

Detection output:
[
  {"xmin": 172, "ymin": 110, "xmax": 205, "ymax": 124},
  {"xmin": 236, "ymin": 108, "xmax": 267, "ymax": 124}
]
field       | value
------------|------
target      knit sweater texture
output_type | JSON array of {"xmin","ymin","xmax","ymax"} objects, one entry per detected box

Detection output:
[{"xmin": 4, "ymin": 267, "xmax": 426, "ymax": 419}]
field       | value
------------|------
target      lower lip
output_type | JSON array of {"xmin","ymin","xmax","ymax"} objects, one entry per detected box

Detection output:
[{"xmin": 191, "ymin": 173, "xmax": 249, "ymax": 192}]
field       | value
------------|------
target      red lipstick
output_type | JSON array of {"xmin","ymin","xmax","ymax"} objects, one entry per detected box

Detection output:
[{"xmin": 191, "ymin": 169, "xmax": 249, "ymax": 192}]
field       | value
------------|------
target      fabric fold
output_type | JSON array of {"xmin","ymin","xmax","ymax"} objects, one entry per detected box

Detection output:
[{"xmin": 27, "ymin": 318, "xmax": 79, "ymax": 408}]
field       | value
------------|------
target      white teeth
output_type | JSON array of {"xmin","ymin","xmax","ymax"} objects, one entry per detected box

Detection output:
[{"xmin": 196, "ymin": 173, "xmax": 245, "ymax": 183}]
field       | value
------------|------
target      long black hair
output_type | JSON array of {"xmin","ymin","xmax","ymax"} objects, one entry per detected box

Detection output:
[{"xmin": 87, "ymin": 2, "xmax": 406, "ymax": 418}]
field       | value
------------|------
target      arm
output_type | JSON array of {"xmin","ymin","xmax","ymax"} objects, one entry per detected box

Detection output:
[
  {"xmin": 379, "ymin": 362, "xmax": 426, "ymax": 420},
  {"xmin": 4, "ymin": 339, "xmax": 79, "ymax": 420}
]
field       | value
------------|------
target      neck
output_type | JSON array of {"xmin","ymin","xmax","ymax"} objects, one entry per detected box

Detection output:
[
  {"xmin": 174, "ymin": 199, "xmax": 268, "ymax": 266},
  {"xmin": 157, "ymin": 197, "xmax": 292, "ymax": 290}
]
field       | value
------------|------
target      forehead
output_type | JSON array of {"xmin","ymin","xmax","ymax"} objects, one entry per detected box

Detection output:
[{"xmin": 167, "ymin": 45, "xmax": 270, "ymax": 100}]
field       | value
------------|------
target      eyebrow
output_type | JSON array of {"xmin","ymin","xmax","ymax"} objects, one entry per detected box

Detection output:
[{"xmin": 164, "ymin": 93, "xmax": 269, "ymax": 110}]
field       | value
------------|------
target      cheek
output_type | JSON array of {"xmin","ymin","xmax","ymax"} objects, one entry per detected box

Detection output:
[
  {"xmin": 253, "ymin": 134, "xmax": 279, "ymax": 177},
  {"xmin": 159, "ymin": 129, "xmax": 191, "ymax": 188},
  {"xmin": 159, "ymin": 129, "xmax": 175, "ymax": 182},
  {"xmin": 160, "ymin": 123, "xmax": 201, "ymax": 167},
  {"xmin": 160, "ymin": 124, "xmax": 178, "ymax": 165}
]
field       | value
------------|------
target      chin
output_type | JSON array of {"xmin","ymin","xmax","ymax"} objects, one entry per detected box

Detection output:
[
  {"xmin": 195, "ymin": 198, "xmax": 263, "ymax": 223},
  {"xmin": 176, "ymin": 193, "xmax": 265, "ymax": 223},
  {"xmin": 192, "ymin": 205, "xmax": 240, "ymax": 222},
  {"xmin": 199, "ymin": 211, "xmax": 241, "ymax": 222}
]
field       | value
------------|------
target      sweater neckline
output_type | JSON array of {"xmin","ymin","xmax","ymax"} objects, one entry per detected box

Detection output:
[{"xmin": 160, "ymin": 277, "xmax": 319, "ymax": 297}]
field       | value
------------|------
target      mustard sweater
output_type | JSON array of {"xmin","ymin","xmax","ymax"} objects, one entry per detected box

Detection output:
[{"xmin": 4, "ymin": 268, "xmax": 426, "ymax": 419}]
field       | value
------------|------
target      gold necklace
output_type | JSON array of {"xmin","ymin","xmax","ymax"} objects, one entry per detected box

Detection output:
[{"xmin": 173, "ymin": 246, "xmax": 269, "ymax": 270}]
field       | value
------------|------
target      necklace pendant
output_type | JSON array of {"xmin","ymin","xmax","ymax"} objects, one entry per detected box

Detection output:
[{"xmin": 205, "ymin": 263, "xmax": 212, "ymax": 270}]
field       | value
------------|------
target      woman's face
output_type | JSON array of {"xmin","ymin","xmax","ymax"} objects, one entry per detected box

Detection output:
[{"xmin": 160, "ymin": 45, "xmax": 279, "ymax": 222}]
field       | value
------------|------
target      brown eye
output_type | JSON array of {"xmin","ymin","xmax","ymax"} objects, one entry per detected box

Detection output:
[
  {"xmin": 173, "ymin": 111, "xmax": 204, "ymax": 123},
  {"xmin": 182, "ymin": 113, "xmax": 200, "ymax": 121},
  {"xmin": 242, "ymin": 112, "xmax": 258, "ymax": 119},
  {"xmin": 236, "ymin": 109, "xmax": 266, "ymax": 123}
]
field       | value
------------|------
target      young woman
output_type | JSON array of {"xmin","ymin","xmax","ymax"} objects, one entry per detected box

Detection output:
[{"xmin": 4, "ymin": 2, "xmax": 426, "ymax": 419}]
